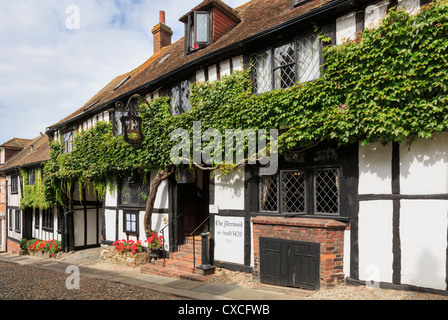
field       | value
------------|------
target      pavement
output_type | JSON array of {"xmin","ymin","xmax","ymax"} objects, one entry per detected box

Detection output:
[{"xmin": 0, "ymin": 252, "xmax": 309, "ymax": 300}]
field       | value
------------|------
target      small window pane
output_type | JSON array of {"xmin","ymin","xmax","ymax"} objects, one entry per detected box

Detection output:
[
  {"xmin": 281, "ymin": 171, "xmax": 305, "ymax": 214},
  {"xmin": 253, "ymin": 50, "xmax": 272, "ymax": 94},
  {"xmin": 314, "ymin": 168, "xmax": 339, "ymax": 214},
  {"xmin": 170, "ymin": 86, "xmax": 181, "ymax": 115},
  {"xmin": 180, "ymin": 80, "xmax": 191, "ymax": 112},
  {"xmin": 297, "ymin": 34, "xmax": 320, "ymax": 83},
  {"xmin": 195, "ymin": 13, "xmax": 209, "ymax": 43}
]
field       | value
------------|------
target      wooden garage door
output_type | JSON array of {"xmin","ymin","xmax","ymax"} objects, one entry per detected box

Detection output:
[{"xmin": 260, "ymin": 237, "xmax": 320, "ymax": 290}]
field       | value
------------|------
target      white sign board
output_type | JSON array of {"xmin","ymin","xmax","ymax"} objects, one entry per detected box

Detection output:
[{"xmin": 214, "ymin": 216, "xmax": 245, "ymax": 264}]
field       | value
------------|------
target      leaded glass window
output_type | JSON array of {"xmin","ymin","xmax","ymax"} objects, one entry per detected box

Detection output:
[
  {"xmin": 170, "ymin": 80, "xmax": 192, "ymax": 115},
  {"xmin": 195, "ymin": 12, "xmax": 209, "ymax": 44},
  {"xmin": 314, "ymin": 168, "xmax": 339, "ymax": 215},
  {"xmin": 274, "ymin": 43, "xmax": 296, "ymax": 90},
  {"xmin": 260, "ymin": 168, "xmax": 339, "ymax": 216},
  {"xmin": 120, "ymin": 176, "xmax": 150, "ymax": 206},
  {"xmin": 63, "ymin": 131, "xmax": 74, "ymax": 154},
  {"xmin": 297, "ymin": 34, "xmax": 320, "ymax": 83},
  {"xmin": 252, "ymin": 33, "xmax": 321, "ymax": 94},
  {"xmin": 253, "ymin": 50, "xmax": 272, "ymax": 94}
]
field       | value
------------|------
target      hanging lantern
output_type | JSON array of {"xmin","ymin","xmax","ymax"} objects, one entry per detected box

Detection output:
[{"xmin": 115, "ymin": 94, "xmax": 146, "ymax": 148}]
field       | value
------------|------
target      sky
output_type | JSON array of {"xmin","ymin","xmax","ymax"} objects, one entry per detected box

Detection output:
[{"xmin": 0, "ymin": 0, "xmax": 248, "ymax": 144}]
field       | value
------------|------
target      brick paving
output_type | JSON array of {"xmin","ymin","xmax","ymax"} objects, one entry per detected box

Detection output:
[{"xmin": 0, "ymin": 260, "xmax": 184, "ymax": 300}]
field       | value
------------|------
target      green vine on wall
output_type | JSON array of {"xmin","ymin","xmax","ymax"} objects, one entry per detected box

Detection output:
[{"xmin": 33, "ymin": 1, "xmax": 448, "ymax": 208}]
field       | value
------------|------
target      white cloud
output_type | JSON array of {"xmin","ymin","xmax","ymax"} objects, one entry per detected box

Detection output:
[{"xmin": 0, "ymin": 0, "xmax": 248, "ymax": 143}]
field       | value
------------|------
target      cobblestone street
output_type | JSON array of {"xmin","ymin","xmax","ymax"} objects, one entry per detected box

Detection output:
[{"xmin": 0, "ymin": 261, "xmax": 184, "ymax": 300}]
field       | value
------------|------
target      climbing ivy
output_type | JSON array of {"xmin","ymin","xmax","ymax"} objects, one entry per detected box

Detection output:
[
  {"xmin": 20, "ymin": 168, "xmax": 51, "ymax": 210},
  {"xmin": 36, "ymin": 1, "xmax": 448, "ymax": 208}
]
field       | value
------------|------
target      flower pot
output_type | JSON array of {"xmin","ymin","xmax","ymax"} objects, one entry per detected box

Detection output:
[{"xmin": 149, "ymin": 249, "xmax": 162, "ymax": 261}]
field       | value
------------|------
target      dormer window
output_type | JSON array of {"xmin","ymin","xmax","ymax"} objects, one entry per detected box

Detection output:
[
  {"xmin": 186, "ymin": 11, "xmax": 211, "ymax": 52},
  {"xmin": 180, "ymin": 0, "xmax": 240, "ymax": 55}
]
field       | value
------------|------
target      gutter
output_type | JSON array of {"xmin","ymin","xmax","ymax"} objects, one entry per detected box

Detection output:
[{"xmin": 46, "ymin": 0, "xmax": 356, "ymax": 133}]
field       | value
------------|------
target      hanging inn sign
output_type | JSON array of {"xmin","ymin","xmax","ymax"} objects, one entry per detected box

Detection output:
[{"xmin": 115, "ymin": 94, "xmax": 145, "ymax": 148}]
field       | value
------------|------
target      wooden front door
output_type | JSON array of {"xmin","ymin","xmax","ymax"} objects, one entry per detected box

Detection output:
[{"xmin": 177, "ymin": 169, "xmax": 210, "ymax": 241}]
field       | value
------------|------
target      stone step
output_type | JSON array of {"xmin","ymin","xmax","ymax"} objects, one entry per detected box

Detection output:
[
  {"xmin": 168, "ymin": 251, "xmax": 202, "ymax": 264},
  {"xmin": 140, "ymin": 236, "xmax": 215, "ymax": 281}
]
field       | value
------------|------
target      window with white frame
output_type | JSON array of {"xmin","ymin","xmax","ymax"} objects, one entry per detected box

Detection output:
[
  {"xmin": 260, "ymin": 167, "xmax": 340, "ymax": 215},
  {"xmin": 252, "ymin": 33, "xmax": 321, "ymax": 94},
  {"xmin": 63, "ymin": 130, "xmax": 74, "ymax": 154},
  {"xmin": 0, "ymin": 149, "xmax": 5, "ymax": 164},
  {"xmin": 123, "ymin": 211, "xmax": 139, "ymax": 234}
]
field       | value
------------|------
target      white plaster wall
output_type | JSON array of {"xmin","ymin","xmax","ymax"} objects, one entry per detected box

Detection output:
[
  {"xmin": 232, "ymin": 55, "xmax": 243, "ymax": 72},
  {"xmin": 336, "ymin": 12, "xmax": 356, "ymax": 45},
  {"xmin": 208, "ymin": 65, "xmax": 218, "ymax": 81},
  {"xmin": 104, "ymin": 209, "xmax": 116, "ymax": 242},
  {"xmin": 73, "ymin": 207, "xmax": 84, "ymax": 247},
  {"xmin": 220, "ymin": 59, "xmax": 231, "ymax": 77},
  {"xmin": 7, "ymin": 175, "xmax": 21, "ymax": 207},
  {"xmin": 116, "ymin": 210, "xmax": 169, "ymax": 250},
  {"xmin": 358, "ymin": 200, "xmax": 394, "ymax": 284},
  {"xmin": 196, "ymin": 69, "xmax": 206, "ymax": 82},
  {"xmin": 398, "ymin": 0, "xmax": 420, "ymax": 14},
  {"xmin": 358, "ymin": 142, "xmax": 392, "ymax": 194},
  {"xmin": 214, "ymin": 167, "xmax": 245, "ymax": 211},
  {"xmin": 365, "ymin": 0, "xmax": 390, "ymax": 29},
  {"xmin": 400, "ymin": 133, "xmax": 448, "ymax": 195},
  {"xmin": 400, "ymin": 200, "xmax": 448, "ymax": 290},
  {"xmin": 151, "ymin": 170, "xmax": 169, "ymax": 209},
  {"xmin": 105, "ymin": 180, "xmax": 118, "ymax": 207}
]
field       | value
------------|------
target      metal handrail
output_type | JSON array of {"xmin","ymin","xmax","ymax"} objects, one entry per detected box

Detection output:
[
  {"xmin": 160, "ymin": 212, "xmax": 183, "ymax": 265},
  {"xmin": 190, "ymin": 215, "xmax": 210, "ymax": 272}
]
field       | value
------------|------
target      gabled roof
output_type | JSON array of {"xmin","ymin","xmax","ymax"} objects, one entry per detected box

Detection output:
[
  {"xmin": 47, "ymin": 0, "xmax": 336, "ymax": 132},
  {"xmin": 0, "ymin": 135, "xmax": 50, "ymax": 172},
  {"xmin": 179, "ymin": 0, "xmax": 241, "ymax": 23}
]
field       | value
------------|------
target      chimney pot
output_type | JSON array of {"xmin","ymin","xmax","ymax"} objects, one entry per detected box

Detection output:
[{"xmin": 152, "ymin": 11, "xmax": 172, "ymax": 55}]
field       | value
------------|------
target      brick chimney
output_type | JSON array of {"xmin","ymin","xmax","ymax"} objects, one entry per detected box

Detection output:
[{"xmin": 152, "ymin": 11, "xmax": 173, "ymax": 55}]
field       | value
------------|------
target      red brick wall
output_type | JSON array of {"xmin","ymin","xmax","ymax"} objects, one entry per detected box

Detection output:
[
  {"xmin": 7, "ymin": 239, "xmax": 20, "ymax": 254},
  {"xmin": 252, "ymin": 216, "xmax": 347, "ymax": 288},
  {"xmin": 152, "ymin": 23, "xmax": 173, "ymax": 54}
]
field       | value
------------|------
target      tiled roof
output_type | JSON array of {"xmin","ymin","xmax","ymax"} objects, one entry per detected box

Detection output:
[
  {"xmin": 0, "ymin": 137, "xmax": 33, "ymax": 149},
  {"xmin": 179, "ymin": 0, "xmax": 241, "ymax": 23},
  {"xmin": 0, "ymin": 135, "xmax": 50, "ymax": 172},
  {"xmin": 47, "ymin": 0, "xmax": 334, "ymax": 131}
]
